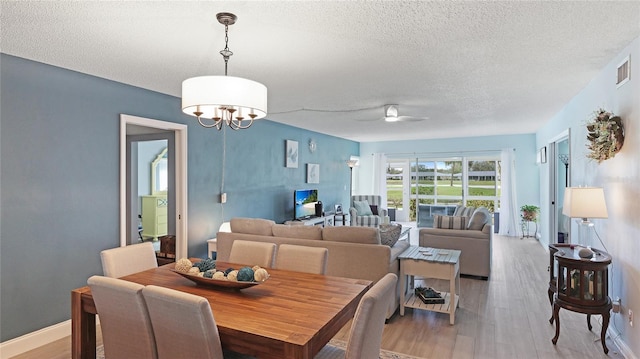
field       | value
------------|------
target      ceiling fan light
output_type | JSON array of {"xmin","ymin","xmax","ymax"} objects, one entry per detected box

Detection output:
[{"xmin": 384, "ymin": 116, "xmax": 399, "ymax": 122}]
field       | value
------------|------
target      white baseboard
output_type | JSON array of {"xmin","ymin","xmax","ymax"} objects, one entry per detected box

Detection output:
[
  {"xmin": 0, "ymin": 320, "xmax": 71, "ymax": 359},
  {"xmin": 608, "ymin": 325, "xmax": 638, "ymax": 359}
]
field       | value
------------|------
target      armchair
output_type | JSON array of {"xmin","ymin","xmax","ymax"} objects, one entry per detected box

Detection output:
[{"xmin": 349, "ymin": 195, "xmax": 388, "ymax": 227}]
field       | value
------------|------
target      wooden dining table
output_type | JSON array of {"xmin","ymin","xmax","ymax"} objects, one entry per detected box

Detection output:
[{"xmin": 71, "ymin": 261, "xmax": 372, "ymax": 359}]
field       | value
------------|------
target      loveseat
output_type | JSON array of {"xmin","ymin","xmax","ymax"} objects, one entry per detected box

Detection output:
[
  {"xmin": 418, "ymin": 206, "xmax": 492, "ymax": 279},
  {"xmin": 216, "ymin": 217, "xmax": 410, "ymax": 319}
]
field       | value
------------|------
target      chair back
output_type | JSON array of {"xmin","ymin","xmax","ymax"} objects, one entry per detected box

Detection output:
[
  {"xmin": 87, "ymin": 276, "xmax": 157, "ymax": 359},
  {"xmin": 228, "ymin": 240, "xmax": 276, "ymax": 268},
  {"xmin": 142, "ymin": 285, "xmax": 224, "ymax": 359},
  {"xmin": 100, "ymin": 242, "xmax": 158, "ymax": 278},
  {"xmin": 275, "ymin": 244, "xmax": 328, "ymax": 274},
  {"xmin": 345, "ymin": 273, "xmax": 398, "ymax": 359}
]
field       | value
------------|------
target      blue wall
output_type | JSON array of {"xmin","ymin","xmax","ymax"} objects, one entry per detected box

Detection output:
[{"xmin": 0, "ymin": 54, "xmax": 358, "ymax": 341}]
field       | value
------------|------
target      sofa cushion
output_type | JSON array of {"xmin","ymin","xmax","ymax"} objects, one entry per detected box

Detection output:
[
  {"xmin": 272, "ymin": 224, "xmax": 323, "ymax": 240},
  {"xmin": 230, "ymin": 218, "xmax": 275, "ymax": 236},
  {"xmin": 353, "ymin": 200, "xmax": 373, "ymax": 216},
  {"xmin": 468, "ymin": 207, "xmax": 491, "ymax": 230},
  {"xmin": 323, "ymin": 226, "xmax": 381, "ymax": 245},
  {"xmin": 433, "ymin": 215, "xmax": 468, "ymax": 230}
]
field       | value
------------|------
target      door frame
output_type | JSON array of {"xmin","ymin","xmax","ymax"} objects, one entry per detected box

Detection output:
[
  {"xmin": 548, "ymin": 129, "xmax": 570, "ymax": 245},
  {"xmin": 120, "ymin": 114, "xmax": 188, "ymax": 259}
]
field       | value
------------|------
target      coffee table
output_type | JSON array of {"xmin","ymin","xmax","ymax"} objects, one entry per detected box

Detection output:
[{"xmin": 398, "ymin": 246, "xmax": 461, "ymax": 324}]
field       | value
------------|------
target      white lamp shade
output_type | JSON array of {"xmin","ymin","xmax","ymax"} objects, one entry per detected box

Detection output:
[
  {"xmin": 182, "ymin": 76, "xmax": 267, "ymax": 119},
  {"xmin": 219, "ymin": 222, "xmax": 231, "ymax": 233},
  {"xmin": 562, "ymin": 187, "xmax": 608, "ymax": 219}
]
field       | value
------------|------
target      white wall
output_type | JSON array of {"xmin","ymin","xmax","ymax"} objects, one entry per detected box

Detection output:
[{"xmin": 537, "ymin": 36, "xmax": 640, "ymax": 357}]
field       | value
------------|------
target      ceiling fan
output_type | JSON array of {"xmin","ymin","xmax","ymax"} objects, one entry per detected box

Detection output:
[{"xmin": 357, "ymin": 104, "xmax": 428, "ymax": 122}]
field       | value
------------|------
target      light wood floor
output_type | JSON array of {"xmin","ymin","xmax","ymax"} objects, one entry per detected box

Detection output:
[{"xmin": 11, "ymin": 234, "xmax": 623, "ymax": 359}]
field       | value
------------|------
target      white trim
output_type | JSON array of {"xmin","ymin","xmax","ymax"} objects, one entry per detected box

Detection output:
[
  {"xmin": 119, "ymin": 114, "xmax": 188, "ymax": 259},
  {"xmin": 0, "ymin": 320, "xmax": 71, "ymax": 359}
]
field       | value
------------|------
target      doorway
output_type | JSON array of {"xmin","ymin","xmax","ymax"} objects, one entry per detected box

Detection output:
[{"xmin": 119, "ymin": 114, "xmax": 188, "ymax": 259}]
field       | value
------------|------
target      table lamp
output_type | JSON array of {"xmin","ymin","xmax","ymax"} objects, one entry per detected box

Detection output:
[{"xmin": 562, "ymin": 187, "xmax": 608, "ymax": 248}]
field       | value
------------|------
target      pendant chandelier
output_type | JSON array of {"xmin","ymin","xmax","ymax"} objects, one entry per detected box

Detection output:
[{"xmin": 181, "ymin": 12, "xmax": 267, "ymax": 130}]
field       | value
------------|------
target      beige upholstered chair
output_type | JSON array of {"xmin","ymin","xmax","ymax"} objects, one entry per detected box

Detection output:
[
  {"xmin": 87, "ymin": 275, "xmax": 157, "ymax": 359},
  {"xmin": 100, "ymin": 242, "xmax": 158, "ymax": 278},
  {"xmin": 142, "ymin": 285, "xmax": 224, "ymax": 359},
  {"xmin": 315, "ymin": 273, "xmax": 398, "ymax": 359},
  {"xmin": 228, "ymin": 240, "xmax": 276, "ymax": 268},
  {"xmin": 275, "ymin": 244, "xmax": 328, "ymax": 274}
]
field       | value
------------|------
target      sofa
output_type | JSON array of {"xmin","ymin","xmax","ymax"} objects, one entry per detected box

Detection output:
[
  {"xmin": 349, "ymin": 195, "xmax": 388, "ymax": 227},
  {"xmin": 216, "ymin": 217, "xmax": 410, "ymax": 319},
  {"xmin": 418, "ymin": 206, "xmax": 492, "ymax": 279}
]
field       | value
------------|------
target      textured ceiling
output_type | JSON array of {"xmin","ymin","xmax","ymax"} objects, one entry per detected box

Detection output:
[{"xmin": 2, "ymin": 1, "xmax": 639, "ymax": 142}]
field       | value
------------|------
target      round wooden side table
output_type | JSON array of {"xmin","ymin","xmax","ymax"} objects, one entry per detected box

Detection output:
[{"xmin": 550, "ymin": 245, "xmax": 612, "ymax": 354}]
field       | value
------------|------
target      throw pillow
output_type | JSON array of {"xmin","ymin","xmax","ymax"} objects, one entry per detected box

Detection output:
[
  {"xmin": 468, "ymin": 207, "xmax": 491, "ymax": 230},
  {"xmin": 353, "ymin": 200, "xmax": 373, "ymax": 216},
  {"xmin": 369, "ymin": 204, "xmax": 379, "ymax": 215},
  {"xmin": 433, "ymin": 215, "xmax": 468, "ymax": 230},
  {"xmin": 453, "ymin": 205, "xmax": 465, "ymax": 216},
  {"xmin": 379, "ymin": 223, "xmax": 402, "ymax": 247},
  {"xmin": 460, "ymin": 206, "xmax": 475, "ymax": 217}
]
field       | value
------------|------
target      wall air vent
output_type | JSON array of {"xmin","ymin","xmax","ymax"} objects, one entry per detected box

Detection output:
[{"xmin": 616, "ymin": 55, "xmax": 630, "ymax": 88}]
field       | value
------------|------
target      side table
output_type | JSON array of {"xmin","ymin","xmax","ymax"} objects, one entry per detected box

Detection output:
[
  {"xmin": 334, "ymin": 213, "xmax": 349, "ymax": 226},
  {"xmin": 550, "ymin": 245, "xmax": 612, "ymax": 354},
  {"xmin": 399, "ymin": 246, "xmax": 461, "ymax": 324}
]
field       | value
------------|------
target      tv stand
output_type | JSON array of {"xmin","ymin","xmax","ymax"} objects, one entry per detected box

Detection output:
[{"xmin": 287, "ymin": 215, "xmax": 334, "ymax": 227}]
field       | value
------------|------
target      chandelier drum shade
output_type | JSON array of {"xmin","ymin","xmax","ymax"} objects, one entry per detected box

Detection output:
[
  {"xmin": 181, "ymin": 12, "xmax": 267, "ymax": 130},
  {"xmin": 181, "ymin": 76, "xmax": 267, "ymax": 122}
]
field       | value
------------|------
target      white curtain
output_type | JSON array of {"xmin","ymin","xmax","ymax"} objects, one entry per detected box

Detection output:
[
  {"xmin": 372, "ymin": 153, "xmax": 387, "ymax": 207},
  {"xmin": 499, "ymin": 148, "xmax": 520, "ymax": 236}
]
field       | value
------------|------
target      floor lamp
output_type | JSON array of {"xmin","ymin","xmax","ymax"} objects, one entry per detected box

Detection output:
[
  {"xmin": 562, "ymin": 187, "xmax": 608, "ymax": 247},
  {"xmin": 558, "ymin": 154, "xmax": 569, "ymax": 187},
  {"xmin": 346, "ymin": 159, "xmax": 358, "ymax": 207}
]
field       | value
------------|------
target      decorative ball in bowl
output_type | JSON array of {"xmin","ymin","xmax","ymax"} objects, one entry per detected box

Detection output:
[{"xmin": 171, "ymin": 258, "xmax": 269, "ymax": 289}]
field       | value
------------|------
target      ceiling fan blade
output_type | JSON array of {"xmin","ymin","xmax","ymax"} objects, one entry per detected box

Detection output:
[
  {"xmin": 356, "ymin": 117, "xmax": 385, "ymax": 122},
  {"xmin": 397, "ymin": 116, "xmax": 428, "ymax": 122}
]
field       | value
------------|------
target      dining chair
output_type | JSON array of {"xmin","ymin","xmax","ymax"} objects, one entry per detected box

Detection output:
[
  {"xmin": 87, "ymin": 275, "xmax": 157, "ymax": 359},
  {"xmin": 100, "ymin": 241, "xmax": 158, "ymax": 278},
  {"xmin": 314, "ymin": 273, "xmax": 398, "ymax": 359},
  {"xmin": 275, "ymin": 244, "xmax": 328, "ymax": 274},
  {"xmin": 228, "ymin": 240, "xmax": 276, "ymax": 268},
  {"xmin": 142, "ymin": 285, "xmax": 224, "ymax": 359}
]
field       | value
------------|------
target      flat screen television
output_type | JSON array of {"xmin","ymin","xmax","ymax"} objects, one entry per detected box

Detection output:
[{"xmin": 294, "ymin": 189, "xmax": 319, "ymax": 220}]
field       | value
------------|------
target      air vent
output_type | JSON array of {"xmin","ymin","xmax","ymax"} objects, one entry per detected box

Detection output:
[{"xmin": 616, "ymin": 56, "xmax": 630, "ymax": 88}]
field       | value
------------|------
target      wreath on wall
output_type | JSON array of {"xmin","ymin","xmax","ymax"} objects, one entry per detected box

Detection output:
[{"xmin": 586, "ymin": 109, "xmax": 624, "ymax": 163}]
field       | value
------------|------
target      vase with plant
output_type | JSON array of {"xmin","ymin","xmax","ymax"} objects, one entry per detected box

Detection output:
[
  {"xmin": 520, "ymin": 205, "xmax": 539, "ymax": 239},
  {"xmin": 520, "ymin": 205, "xmax": 539, "ymax": 222}
]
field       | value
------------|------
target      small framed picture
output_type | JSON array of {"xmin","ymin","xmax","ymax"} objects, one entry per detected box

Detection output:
[
  {"xmin": 335, "ymin": 204, "xmax": 343, "ymax": 214},
  {"xmin": 307, "ymin": 163, "xmax": 319, "ymax": 184},
  {"xmin": 285, "ymin": 140, "xmax": 298, "ymax": 168}
]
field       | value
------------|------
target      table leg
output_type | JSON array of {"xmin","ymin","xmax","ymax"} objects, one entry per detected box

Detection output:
[
  {"xmin": 449, "ymin": 268, "xmax": 456, "ymax": 325},
  {"xmin": 601, "ymin": 312, "xmax": 610, "ymax": 354},
  {"xmin": 399, "ymin": 261, "xmax": 406, "ymax": 316},
  {"xmin": 72, "ymin": 290, "xmax": 96, "ymax": 359},
  {"xmin": 551, "ymin": 302, "xmax": 560, "ymax": 345},
  {"xmin": 548, "ymin": 288, "xmax": 555, "ymax": 324}
]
